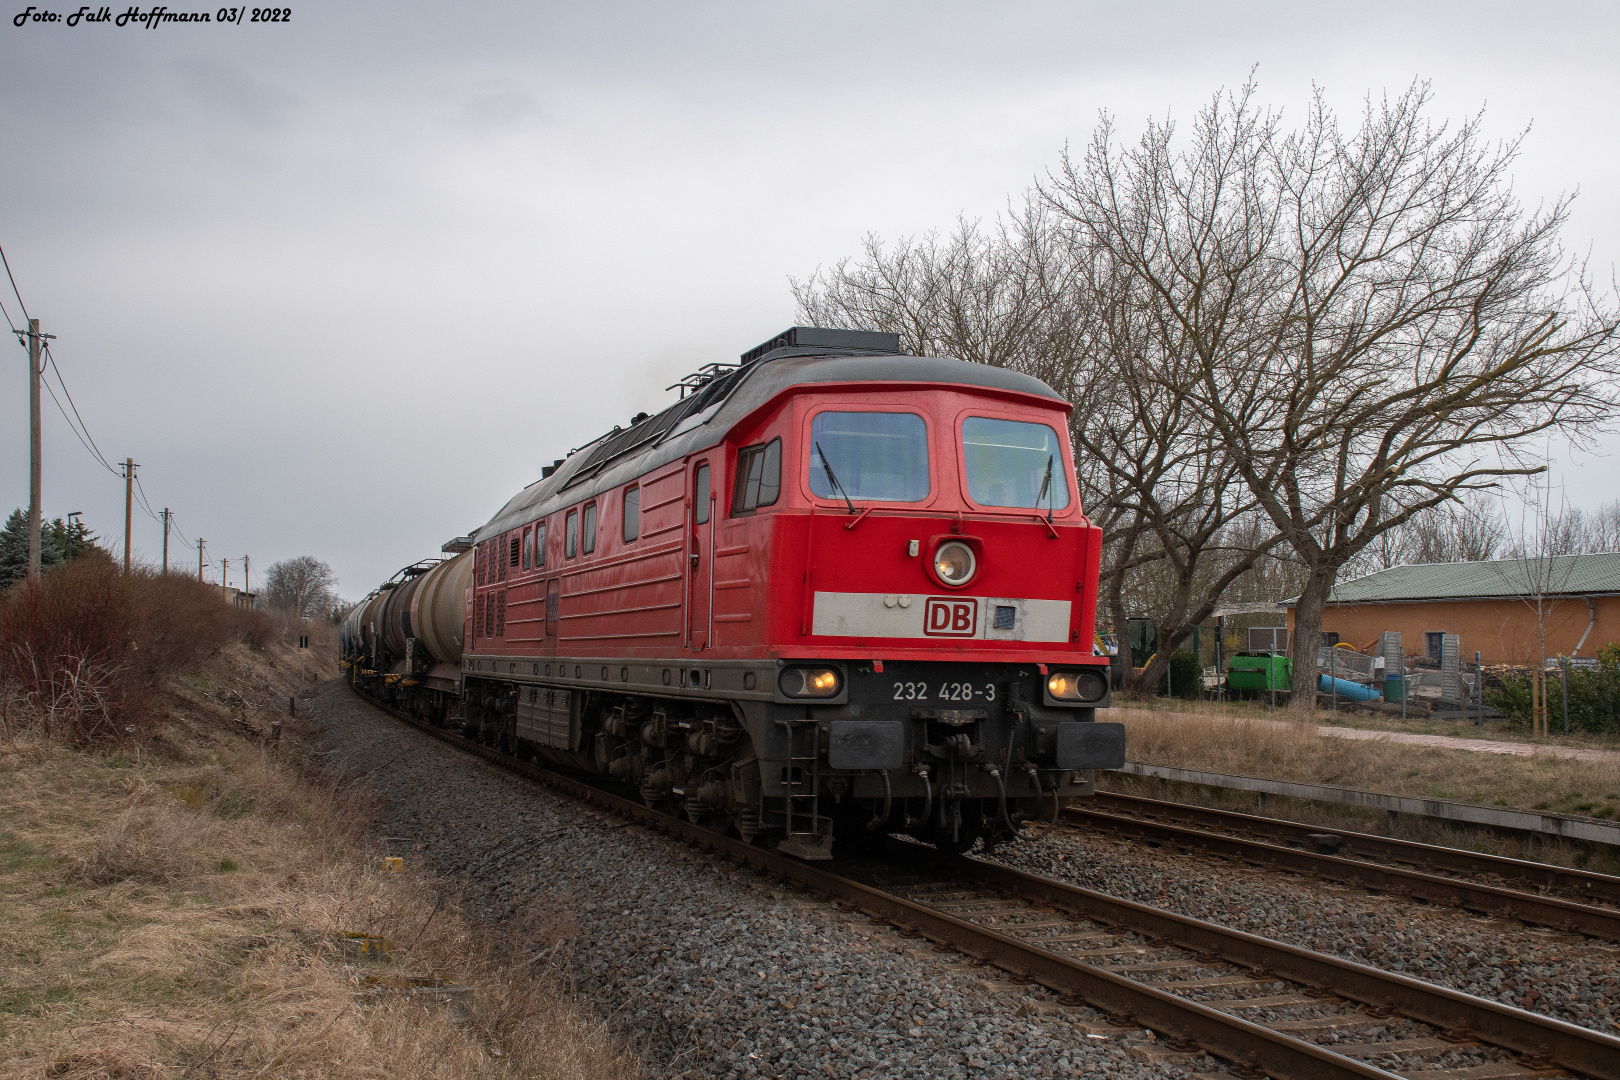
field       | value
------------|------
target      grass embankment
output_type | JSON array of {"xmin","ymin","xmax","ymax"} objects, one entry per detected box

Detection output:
[
  {"xmin": 1, "ymin": 562, "xmax": 634, "ymax": 1080},
  {"xmin": 1101, "ymin": 709, "xmax": 1620, "ymax": 871}
]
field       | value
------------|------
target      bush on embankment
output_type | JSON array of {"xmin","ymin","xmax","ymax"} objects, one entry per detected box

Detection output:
[{"xmin": 0, "ymin": 559, "xmax": 302, "ymax": 743}]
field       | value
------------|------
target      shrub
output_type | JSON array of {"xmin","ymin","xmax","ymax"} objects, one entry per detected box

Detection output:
[
  {"xmin": 1168, "ymin": 650, "xmax": 1204, "ymax": 700},
  {"xmin": 0, "ymin": 560, "xmax": 282, "ymax": 743},
  {"xmin": 1487, "ymin": 644, "xmax": 1620, "ymax": 735}
]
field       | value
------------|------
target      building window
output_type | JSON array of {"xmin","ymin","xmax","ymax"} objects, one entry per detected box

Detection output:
[
  {"xmin": 694, "ymin": 463, "xmax": 711, "ymax": 524},
  {"xmin": 582, "ymin": 503, "xmax": 598, "ymax": 554},
  {"xmin": 623, "ymin": 487, "xmax": 640, "ymax": 542},
  {"xmin": 733, "ymin": 438, "xmax": 781, "ymax": 513},
  {"xmin": 566, "ymin": 510, "xmax": 578, "ymax": 558},
  {"xmin": 522, "ymin": 527, "xmax": 533, "ymax": 570},
  {"xmin": 535, "ymin": 522, "xmax": 546, "ymax": 568}
]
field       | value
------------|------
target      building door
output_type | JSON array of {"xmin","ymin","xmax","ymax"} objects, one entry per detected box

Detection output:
[{"xmin": 686, "ymin": 459, "xmax": 714, "ymax": 651}]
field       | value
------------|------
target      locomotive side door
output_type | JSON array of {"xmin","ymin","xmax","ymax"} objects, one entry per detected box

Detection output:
[{"xmin": 686, "ymin": 458, "xmax": 714, "ymax": 651}]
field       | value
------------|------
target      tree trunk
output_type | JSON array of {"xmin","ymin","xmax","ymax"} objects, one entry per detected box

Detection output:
[{"xmin": 1288, "ymin": 566, "xmax": 1336, "ymax": 715}]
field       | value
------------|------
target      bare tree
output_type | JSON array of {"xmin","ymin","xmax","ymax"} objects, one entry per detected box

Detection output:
[
  {"xmin": 1043, "ymin": 80, "xmax": 1620, "ymax": 711},
  {"xmin": 263, "ymin": 556, "xmax": 338, "ymax": 619},
  {"xmin": 795, "ymin": 211, "xmax": 1284, "ymax": 691}
]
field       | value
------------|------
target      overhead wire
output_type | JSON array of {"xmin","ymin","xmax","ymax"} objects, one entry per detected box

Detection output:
[
  {"xmin": 3, "ymin": 237, "xmax": 215, "ymax": 568},
  {"xmin": 0, "ymin": 241, "xmax": 30, "ymax": 323},
  {"xmin": 43, "ymin": 343, "xmax": 120, "ymax": 475}
]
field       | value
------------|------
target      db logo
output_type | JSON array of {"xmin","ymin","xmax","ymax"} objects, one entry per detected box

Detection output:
[{"xmin": 923, "ymin": 596, "xmax": 978, "ymax": 637}]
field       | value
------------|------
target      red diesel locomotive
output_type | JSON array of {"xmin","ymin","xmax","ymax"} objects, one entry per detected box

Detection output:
[{"xmin": 344, "ymin": 327, "xmax": 1122, "ymax": 857}]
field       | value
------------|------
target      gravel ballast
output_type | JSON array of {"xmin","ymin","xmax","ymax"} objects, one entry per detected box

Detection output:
[
  {"xmin": 311, "ymin": 682, "xmax": 1195, "ymax": 1080},
  {"xmin": 990, "ymin": 828, "xmax": 1620, "ymax": 1035}
]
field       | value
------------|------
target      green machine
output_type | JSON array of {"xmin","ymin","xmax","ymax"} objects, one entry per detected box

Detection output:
[{"xmin": 1226, "ymin": 652, "xmax": 1292, "ymax": 697}]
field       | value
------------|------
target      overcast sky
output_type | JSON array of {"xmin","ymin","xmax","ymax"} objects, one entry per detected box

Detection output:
[{"xmin": 2, "ymin": 1, "xmax": 1616, "ymax": 598}]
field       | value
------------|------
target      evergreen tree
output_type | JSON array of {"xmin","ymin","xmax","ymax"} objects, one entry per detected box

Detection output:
[
  {"xmin": 0, "ymin": 508, "xmax": 27, "ymax": 588},
  {"xmin": 0, "ymin": 508, "xmax": 104, "ymax": 589}
]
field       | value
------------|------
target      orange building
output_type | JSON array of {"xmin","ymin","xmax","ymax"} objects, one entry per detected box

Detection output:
[{"xmin": 1284, "ymin": 553, "xmax": 1620, "ymax": 665}]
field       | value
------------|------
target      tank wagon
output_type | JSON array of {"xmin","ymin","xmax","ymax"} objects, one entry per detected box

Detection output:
[{"xmin": 345, "ymin": 327, "xmax": 1123, "ymax": 857}]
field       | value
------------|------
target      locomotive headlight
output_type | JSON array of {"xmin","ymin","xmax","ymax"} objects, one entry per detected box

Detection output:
[
  {"xmin": 932, "ymin": 540, "xmax": 977, "ymax": 587},
  {"xmin": 1048, "ymin": 670, "xmax": 1107, "ymax": 702},
  {"xmin": 779, "ymin": 667, "xmax": 842, "ymax": 698}
]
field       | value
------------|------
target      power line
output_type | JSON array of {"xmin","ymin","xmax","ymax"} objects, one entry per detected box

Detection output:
[
  {"xmin": 0, "ymin": 241, "xmax": 29, "ymax": 323},
  {"xmin": 132, "ymin": 474, "xmax": 164, "ymax": 524},
  {"xmin": 43, "ymin": 344, "xmax": 118, "ymax": 475},
  {"xmin": 0, "ymin": 296, "xmax": 16, "ymax": 335},
  {"xmin": 41, "ymin": 373, "xmax": 120, "ymax": 478}
]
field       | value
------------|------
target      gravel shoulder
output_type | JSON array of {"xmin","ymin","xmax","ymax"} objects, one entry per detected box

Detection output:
[
  {"xmin": 311, "ymin": 680, "xmax": 1197, "ymax": 1080},
  {"xmin": 988, "ymin": 826, "xmax": 1620, "ymax": 1036}
]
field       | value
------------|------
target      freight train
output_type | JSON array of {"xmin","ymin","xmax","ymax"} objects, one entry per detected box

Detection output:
[{"xmin": 342, "ymin": 326, "xmax": 1123, "ymax": 858}]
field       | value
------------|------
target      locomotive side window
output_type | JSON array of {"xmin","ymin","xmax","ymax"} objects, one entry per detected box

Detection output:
[
  {"xmin": 732, "ymin": 438, "xmax": 781, "ymax": 514},
  {"xmin": 582, "ymin": 503, "xmax": 598, "ymax": 554},
  {"xmin": 522, "ymin": 527, "xmax": 532, "ymax": 570},
  {"xmin": 809, "ymin": 412, "xmax": 929, "ymax": 503},
  {"xmin": 565, "ymin": 511, "xmax": 578, "ymax": 558},
  {"xmin": 694, "ymin": 463, "xmax": 711, "ymax": 524},
  {"xmin": 961, "ymin": 417, "xmax": 1071, "ymax": 510},
  {"xmin": 535, "ymin": 522, "xmax": 546, "ymax": 568},
  {"xmin": 623, "ymin": 487, "xmax": 640, "ymax": 542}
]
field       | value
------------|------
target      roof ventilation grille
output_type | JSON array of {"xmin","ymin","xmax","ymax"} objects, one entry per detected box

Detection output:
[{"xmin": 739, "ymin": 325, "xmax": 901, "ymax": 366}]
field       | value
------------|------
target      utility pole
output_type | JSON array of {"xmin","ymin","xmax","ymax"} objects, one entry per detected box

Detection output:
[
  {"xmin": 161, "ymin": 508, "xmax": 171, "ymax": 572},
  {"xmin": 243, "ymin": 554, "xmax": 250, "ymax": 605},
  {"xmin": 198, "ymin": 538, "xmax": 205, "ymax": 582},
  {"xmin": 25, "ymin": 319, "xmax": 42, "ymax": 582},
  {"xmin": 222, "ymin": 556, "xmax": 229, "ymax": 601},
  {"xmin": 122, "ymin": 458, "xmax": 137, "ymax": 573}
]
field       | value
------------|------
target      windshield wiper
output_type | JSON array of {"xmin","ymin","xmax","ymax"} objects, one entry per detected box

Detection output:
[
  {"xmin": 815, "ymin": 441, "xmax": 857, "ymax": 515},
  {"xmin": 1036, "ymin": 454, "xmax": 1054, "ymax": 523}
]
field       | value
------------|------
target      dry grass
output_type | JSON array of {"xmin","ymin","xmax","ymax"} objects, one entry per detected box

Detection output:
[
  {"xmin": 1106, "ymin": 709, "xmax": 1620, "ymax": 816},
  {"xmin": 0, "ymin": 641, "xmax": 637, "ymax": 1080}
]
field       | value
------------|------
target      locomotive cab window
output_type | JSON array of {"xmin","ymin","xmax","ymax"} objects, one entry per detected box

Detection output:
[
  {"xmin": 809, "ymin": 411, "xmax": 929, "ymax": 503},
  {"xmin": 693, "ymin": 463, "xmax": 711, "ymax": 524},
  {"xmin": 582, "ymin": 503, "xmax": 598, "ymax": 554},
  {"xmin": 733, "ymin": 438, "xmax": 781, "ymax": 514},
  {"xmin": 623, "ymin": 487, "xmax": 640, "ymax": 542},
  {"xmin": 522, "ymin": 527, "xmax": 533, "ymax": 570},
  {"xmin": 565, "ymin": 510, "xmax": 578, "ymax": 558},
  {"xmin": 961, "ymin": 416, "xmax": 1071, "ymax": 511}
]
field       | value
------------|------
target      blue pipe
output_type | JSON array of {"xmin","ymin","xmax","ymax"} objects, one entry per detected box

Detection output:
[{"xmin": 1318, "ymin": 674, "xmax": 1380, "ymax": 701}]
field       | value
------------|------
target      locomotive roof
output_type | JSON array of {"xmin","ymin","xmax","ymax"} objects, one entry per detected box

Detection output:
[{"xmin": 475, "ymin": 350, "xmax": 1069, "ymax": 539}]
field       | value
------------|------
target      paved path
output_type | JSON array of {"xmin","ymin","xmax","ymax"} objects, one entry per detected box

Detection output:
[{"xmin": 1099, "ymin": 709, "xmax": 1620, "ymax": 763}]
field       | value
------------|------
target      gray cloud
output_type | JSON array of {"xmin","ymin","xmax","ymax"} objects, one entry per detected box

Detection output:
[{"xmin": 1, "ymin": 0, "xmax": 1616, "ymax": 596}]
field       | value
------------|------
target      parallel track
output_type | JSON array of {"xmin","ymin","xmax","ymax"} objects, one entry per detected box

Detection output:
[
  {"xmin": 1064, "ymin": 793, "xmax": 1620, "ymax": 942},
  {"xmin": 353, "ymin": 687, "xmax": 1620, "ymax": 1080}
]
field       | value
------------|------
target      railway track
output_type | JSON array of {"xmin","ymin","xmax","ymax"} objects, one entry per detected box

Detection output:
[
  {"xmin": 1063, "ymin": 793, "xmax": 1620, "ymax": 942},
  {"xmin": 356, "ymin": 688, "xmax": 1620, "ymax": 1080}
]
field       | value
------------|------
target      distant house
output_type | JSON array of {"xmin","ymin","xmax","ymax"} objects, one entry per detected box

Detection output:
[
  {"xmin": 223, "ymin": 586, "xmax": 258, "ymax": 610},
  {"xmin": 1284, "ymin": 553, "xmax": 1620, "ymax": 665}
]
